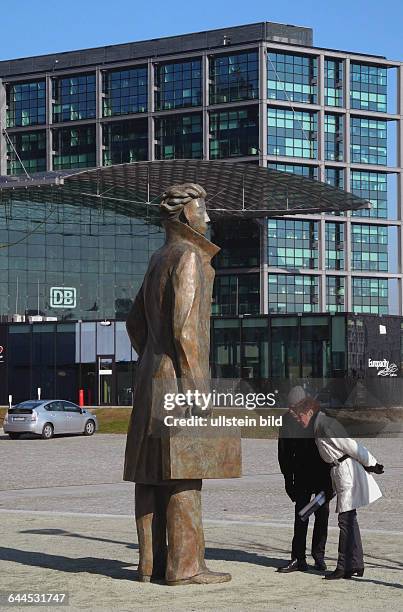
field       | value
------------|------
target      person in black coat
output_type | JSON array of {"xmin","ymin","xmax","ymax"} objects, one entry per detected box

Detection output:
[{"xmin": 277, "ymin": 387, "xmax": 333, "ymax": 573}]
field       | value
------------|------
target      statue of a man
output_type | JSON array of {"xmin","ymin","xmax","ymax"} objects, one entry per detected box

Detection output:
[{"xmin": 123, "ymin": 183, "xmax": 232, "ymax": 585}]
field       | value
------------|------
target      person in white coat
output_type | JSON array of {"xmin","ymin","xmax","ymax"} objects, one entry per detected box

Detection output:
[{"xmin": 289, "ymin": 397, "xmax": 384, "ymax": 580}]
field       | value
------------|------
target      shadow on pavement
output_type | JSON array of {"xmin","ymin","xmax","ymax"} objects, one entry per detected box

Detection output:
[
  {"xmin": 21, "ymin": 528, "xmax": 286, "ymax": 569},
  {"xmin": 18, "ymin": 529, "xmax": 403, "ymax": 576},
  {"xmin": 349, "ymin": 577, "xmax": 403, "ymax": 589},
  {"xmin": 0, "ymin": 546, "xmax": 137, "ymax": 581},
  {"xmin": 21, "ymin": 529, "xmax": 138, "ymax": 550}
]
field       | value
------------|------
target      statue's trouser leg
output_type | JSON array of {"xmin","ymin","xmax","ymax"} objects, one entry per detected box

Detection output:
[
  {"xmin": 135, "ymin": 483, "xmax": 168, "ymax": 579},
  {"xmin": 165, "ymin": 479, "xmax": 206, "ymax": 582}
]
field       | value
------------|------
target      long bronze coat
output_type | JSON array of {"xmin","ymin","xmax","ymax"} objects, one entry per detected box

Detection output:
[{"xmin": 123, "ymin": 219, "xmax": 220, "ymax": 483}]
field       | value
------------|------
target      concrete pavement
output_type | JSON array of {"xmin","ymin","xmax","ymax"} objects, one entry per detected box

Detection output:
[
  {"xmin": 0, "ymin": 432, "xmax": 402, "ymax": 610},
  {"xmin": 0, "ymin": 510, "xmax": 402, "ymax": 611}
]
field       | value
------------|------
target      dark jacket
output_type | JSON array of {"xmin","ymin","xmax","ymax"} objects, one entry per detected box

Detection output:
[{"xmin": 278, "ymin": 411, "xmax": 332, "ymax": 495}]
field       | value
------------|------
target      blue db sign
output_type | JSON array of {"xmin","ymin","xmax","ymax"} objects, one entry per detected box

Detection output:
[{"xmin": 50, "ymin": 287, "xmax": 77, "ymax": 308}]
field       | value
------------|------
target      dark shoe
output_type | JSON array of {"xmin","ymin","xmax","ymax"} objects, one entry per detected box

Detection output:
[
  {"xmin": 277, "ymin": 559, "xmax": 308, "ymax": 573},
  {"xmin": 166, "ymin": 570, "xmax": 232, "ymax": 586},
  {"xmin": 324, "ymin": 568, "xmax": 345, "ymax": 580},
  {"xmin": 344, "ymin": 568, "xmax": 364, "ymax": 578},
  {"xmin": 313, "ymin": 559, "xmax": 327, "ymax": 571}
]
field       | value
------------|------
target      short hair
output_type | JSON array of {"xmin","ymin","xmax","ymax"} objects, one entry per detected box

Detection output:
[
  {"xmin": 160, "ymin": 183, "xmax": 206, "ymax": 221},
  {"xmin": 289, "ymin": 396, "xmax": 320, "ymax": 417}
]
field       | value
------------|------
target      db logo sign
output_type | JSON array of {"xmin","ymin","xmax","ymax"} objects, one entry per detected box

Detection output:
[{"xmin": 50, "ymin": 287, "xmax": 77, "ymax": 309}]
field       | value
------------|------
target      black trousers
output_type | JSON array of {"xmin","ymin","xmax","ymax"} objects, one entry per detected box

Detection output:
[
  {"xmin": 337, "ymin": 509, "xmax": 364, "ymax": 571},
  {"xmin": 292, "ymin": 491, "xmax": 329, "ymax": 561}
]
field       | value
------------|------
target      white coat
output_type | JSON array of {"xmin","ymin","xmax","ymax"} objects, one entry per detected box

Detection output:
[{"xmin": 314, "ymin": 412, "xmax": 382, "ymax": 513}]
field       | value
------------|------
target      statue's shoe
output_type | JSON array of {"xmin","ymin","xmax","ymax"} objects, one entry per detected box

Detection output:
[
  {"xmin": 166, "ymin": 570, "xmax": 232, "ymax": 586},
  {"xmin": 137, "ymin": 574, "xmax": 151, "ymax": 583},
  {"xmin": 137, "ymin": 571, "xmax": 165, "ymax": 583}
]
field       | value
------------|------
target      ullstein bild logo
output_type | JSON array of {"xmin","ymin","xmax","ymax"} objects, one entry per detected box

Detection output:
[
  {"xmin": 368, "ymin": 358, "xmax": 398, "ymax": 377},
  {"xmin": 50, "ymin": 287, "xmax": 77, "ymax": 309}
]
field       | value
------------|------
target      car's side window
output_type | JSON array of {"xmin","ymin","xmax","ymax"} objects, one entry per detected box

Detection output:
[
  {"xmin": 63, "ymin": 401, "xmax": 81, "ymax": 413},
  {"xmin": 46, "ymin": 401, "xmax": 64, "ymax": 412}
]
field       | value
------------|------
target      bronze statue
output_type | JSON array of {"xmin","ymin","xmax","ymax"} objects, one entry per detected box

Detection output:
[{"xmin": 124, "ymin": 183, "xmax": 240, "ymax": 585}]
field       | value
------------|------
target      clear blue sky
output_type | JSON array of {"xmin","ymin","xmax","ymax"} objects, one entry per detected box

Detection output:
[{"xmin": 1, "ymin": 0, "xmax": 402, "ymax": 61}]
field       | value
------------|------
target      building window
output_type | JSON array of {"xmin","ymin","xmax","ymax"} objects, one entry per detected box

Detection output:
[
  {"xmin": 326, "ymin": 222, "xmax": 344, "ymax": 270},
  {"xmin": 103, "ymin": 66, "xmax": 147, "ymax": 116},
  {"xmin": 6, "ymin": 81, "xmax": 46, "ymax": 127},
  {"xmin": 352, "ymin": 277, "xmax": 388, "ymax": 314},
  {"xmin": 351, "ymin": 224, "xmax": 388, "ymax": 272},
  {"xmin": 327, "ymin": 276, "xmax": 345, "ymax": 312},
  {"xmin": 269, "ymin": 163, "xmax": 318, "ymax": 179},
  {"xmin": 325, "ymin": 114, "xmax": 344, "ymax": 161},
  {"xmin": 156, "ymin": 59, "xmax": 201, "ymax": 110},
  {"xmin": 267, "ymin": 52, "xmax": 317, "ymax": 104},
  {"xmin": 209, "ymin": 107, "xmax": 259, "ymax": 159},
  {"xmin": 268, "ymin": 274, "xmax": 319, "ymax": 313},
  {"xmin": 209, "ymin": 51, "xmax": 258, "ymax": 104},
  {"xmin": 325, "ymin": 167, "xmax": 344, "ymax": 189},
  {"xmin": 325, "ymin": 59, "xmax": 343, "ymax": 107},
  {"xmin": 53, "ymin": 125, "xmax": 96, "ymax": 170},
  {"xmin": 351, "ymin": 64, "xmax": 387, "ymax": 113},
  {"xmin": 6, "ymin": 131, "xmax": 46, "ymax": 175},
  {"xmin": 102, "ymin": 119, "xmax": 148, "ymax": 165},
  {"xmin": 52, "ymin": 74, "xmax": 96, "ymax": 122},
  {"xmin": 351, "ymin": 171, "xmax": 387, "ymax": 219},
  {"xmin": 155, "ymin": 113, "xmax": 202, "ymax": 160},
  {"xmin": 211, "ymin": 219, "xmax": 260, "ymax": 268},
  {"xmin": 351, "ymin": 117, "xmax": 387, "ymax": 165},
  {"xmin": 212, "ymin": 274, "xmax": 259, "ymax": 316},
  {"xmin": 268, "ymin": 219, "xmax": 319, "ymax": 269},
  {"xmin": 268, "ymin": 108, "xmax": 318, "ymax": 159}
]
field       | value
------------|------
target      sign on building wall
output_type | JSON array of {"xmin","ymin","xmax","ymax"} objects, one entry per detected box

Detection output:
[
  {"xmin": 50, "ymin": 287, "xmax": 77, "ymax": 309},
  {"xmin": 348, "ymin": 316, "xmax": 401, "ymax": 378}
]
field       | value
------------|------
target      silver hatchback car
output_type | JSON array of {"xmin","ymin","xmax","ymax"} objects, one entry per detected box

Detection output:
[{"xmin": 3, "ymin": 400, "xmax": 98, "ymax": 440}]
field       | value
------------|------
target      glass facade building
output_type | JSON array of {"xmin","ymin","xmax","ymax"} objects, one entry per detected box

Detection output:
[
  {"xmin": 209, "ymin": 51, "xmax": 258, "ymax": 104},
  {"xmin": 1, "ymin": 312, "xmax": 401, "ymax": 406},
  {"xmin": 156, "ymin": 60, "xmax": 202, "ymax": 110},
  {"xmin": 103, "ymin": 66, "xmax": 148, "ymax": 116},
  {"xmin": 155, "ymin": 113, "xmax": 203, "ymax": 159},
  {"xmin": 6, "ymin": 80, "xmax": 46, "ymax": 127},
  {"xmin": 0, "ymin": 21, "xmax": 402, "ymax": 402},
  {"xmin": 268, "ymin": 219, "xmax": 318, "ymax": 269},
  {"xmin": 267, "ymin": 108, "xmax": 318, "ymax": 158},
  {"xmin": 102, "ymin": 119, "xmax": 148, "ymax": 165},
  {"xmin": 0, "ymin": 196, "xmax": 164, "ymax": 321},
  {"xmin": 267, "ymin": 52, "xmax": 317, "ymax": 104},
  {"xmin": 52, "ymin": 74, "xmax": 96, "ymax": 123},
  {"xmin": 210, "ymin": 107, "xmax": 259, "ymax": 159},
  {"xmin": 53, "ymin": 125, "xmax": 96, "ymax": 170},
  {"xmin": 6, "ymin": 131, "xmax": 46, "ymax": 175}
]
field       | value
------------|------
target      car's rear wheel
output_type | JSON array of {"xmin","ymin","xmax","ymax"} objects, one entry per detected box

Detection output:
[
  {"xmin": 83, "ymin": 420, "xmax": 95, "ymax": 436},
  {"xmin": 8, "ymin": 433, "xmax": 21, "ymax": 440},
  {"xmin": 41, "ymin": 423, "xmax": 54, "ymax": 440}
]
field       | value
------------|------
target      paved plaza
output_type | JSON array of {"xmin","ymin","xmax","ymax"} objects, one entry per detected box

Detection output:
[{"xmin": 0, "ymin": 432, "xmax": 402, "ymax": 610}]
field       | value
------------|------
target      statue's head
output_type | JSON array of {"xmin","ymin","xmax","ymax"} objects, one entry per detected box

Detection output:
[{"xmin": 160, "ymin": 183, "xmax": 210, "ymax": 235}]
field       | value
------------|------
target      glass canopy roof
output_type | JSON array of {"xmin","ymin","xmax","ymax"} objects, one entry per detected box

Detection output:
[{"xmin": 0, "ymin": 160, "xmax": 370, "ymax": 222}]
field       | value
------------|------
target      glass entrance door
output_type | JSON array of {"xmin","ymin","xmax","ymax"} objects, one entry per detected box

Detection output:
[{"xmin": 98, "ymin": 356, "xmax": 114, "ymax": 405}]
